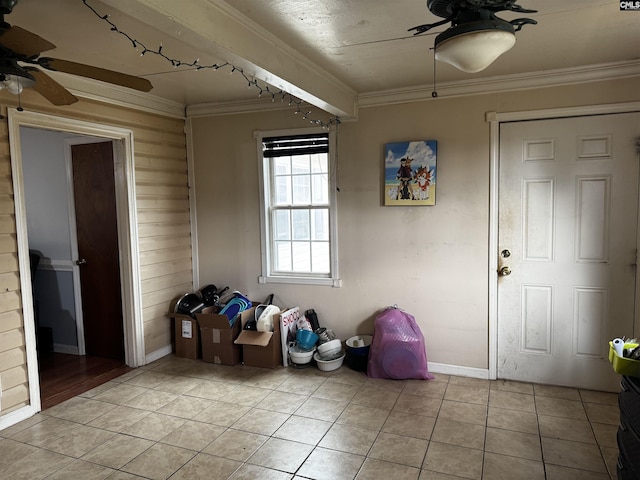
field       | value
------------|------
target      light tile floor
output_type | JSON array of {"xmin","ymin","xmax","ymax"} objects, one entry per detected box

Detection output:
[{"xmin": 0, "ymin": 355, "xmax": 621, "ymax": 480}]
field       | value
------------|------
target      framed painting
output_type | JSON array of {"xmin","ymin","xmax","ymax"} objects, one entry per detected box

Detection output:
[{"xmin": 384, "ymin": 140, "xmax": 437, "ymax": 206}]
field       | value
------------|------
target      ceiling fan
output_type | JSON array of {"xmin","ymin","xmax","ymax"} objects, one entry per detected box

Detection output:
[
  {"xmin": 409, "ymin": 0, "xmax": 537, "ymax": 73},
  {"xmin": 0, "ymin": 0, "xmax": 152, "ymax": 106}
]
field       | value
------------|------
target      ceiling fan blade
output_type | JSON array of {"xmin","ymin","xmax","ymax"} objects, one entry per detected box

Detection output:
[
  {"xmin": 25, "ymin": 67, "xmax": 78, "ymax": 105},
  {"xmin": 38, "ymin": 57, "xmax": 152, "ymax": 92},
  {"xmin": 0, "ymin": 25, "xmax": 56, "ymax": 57}
]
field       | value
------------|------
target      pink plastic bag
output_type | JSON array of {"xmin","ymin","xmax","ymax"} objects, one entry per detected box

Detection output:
[{"xmin": 367, "ymin": 306, "xmax": 434, "ymax": 380}]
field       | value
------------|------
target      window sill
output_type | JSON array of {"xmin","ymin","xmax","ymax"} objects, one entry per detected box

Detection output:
[{"xmin": 258, "ymin": 275, "xmax": 342, "ymax": 287}]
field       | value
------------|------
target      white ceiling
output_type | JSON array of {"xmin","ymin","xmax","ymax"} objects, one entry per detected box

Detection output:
[{"xmin": 6, "ymin": 0, "xmax": 640, "ymax": 118}]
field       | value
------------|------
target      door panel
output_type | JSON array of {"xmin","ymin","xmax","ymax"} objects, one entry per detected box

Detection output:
[
  {"xmin": 498, "ymin": 113, "xmax": 639, "ymax": 391},
  {"xmin": 72, "ymin": 142, "xmax": 124, "ymax": 360}
]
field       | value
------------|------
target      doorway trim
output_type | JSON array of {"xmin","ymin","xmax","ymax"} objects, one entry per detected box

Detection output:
[
  {"xmin": 7, "ymin": 108, "xmax": 145, "ymax": 413},
  {"xmin": 487, "ymin": 101, "xmax": 640, "ymax": 381}
]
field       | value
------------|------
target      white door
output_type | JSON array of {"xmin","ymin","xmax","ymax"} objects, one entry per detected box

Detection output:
[{"xmin": 497, "ymin": 112, "xmax": 639, "ymax": 392}]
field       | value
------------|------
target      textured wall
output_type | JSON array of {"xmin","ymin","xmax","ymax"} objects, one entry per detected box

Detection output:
[{"xmin": 190, "ymin": 77, "xmax": 640, "ymax": 371}]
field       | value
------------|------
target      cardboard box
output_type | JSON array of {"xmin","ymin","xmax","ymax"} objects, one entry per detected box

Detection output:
[
  {"xmin": 169, "ymin": 313, "xmax": 201, "ymax": 359},
  {"xmin": 196, "ymin": 307, "xmax": 242, "ymax": 365},
  {"xmin": 234, "ymin": 307, "xmax": 282, "ymax": 368}
]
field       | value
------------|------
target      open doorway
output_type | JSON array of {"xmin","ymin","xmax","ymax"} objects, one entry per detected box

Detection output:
[
  {"xmin": 8, "ymin": 109, "xmax": 144, "ymax": 412},
  {"xmin": 22, "ymin": 131, "xmax": 129, "ymax": 407}
]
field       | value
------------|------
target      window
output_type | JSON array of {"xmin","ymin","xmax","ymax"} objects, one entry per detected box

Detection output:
[{"xmin": 256, "ymin": 128, "xmax": 340, "ymax": 286}]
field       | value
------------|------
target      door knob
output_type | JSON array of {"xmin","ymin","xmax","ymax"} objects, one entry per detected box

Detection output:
[
  {"xmin": 498, "ymin": 266, "xmax": 511, "ymax": 276},
  {"xmin": 75, "ymin": 258, "xmax": 87, "ymax": 266}
]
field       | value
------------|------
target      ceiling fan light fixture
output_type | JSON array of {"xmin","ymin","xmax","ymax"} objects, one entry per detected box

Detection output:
[
  {"xmin": 409, "ymin": 0, "xmax": 537, "ymax": 75},
  {"xmin": 0, "ymin": 0, "xmax": 17, "ymax": 15},
  {"xmin": 435, "ymin": 23, "xmax": 516, "ymax": 73},
  {"xmin": 2, "ymin": 73, "xmax": 33, "ymax": 94},
  {"xmin": 0, "ymin": 59, "xmax": 35, "ymax": 95}
]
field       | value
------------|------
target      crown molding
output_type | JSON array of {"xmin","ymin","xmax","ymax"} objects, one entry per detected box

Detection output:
[
  {"xmin": 54, "ymin": 59, "xmax": 640, "ymax": 120},
  {"xmin": 44, "ymin": 71, "xmax": 186, "ymax": 119},
  {"xmin": 184, "ymin": 60, "xmax": 640, "ymax": 118},
  {"xmin": 357, "ymin": 60, "xmax": 640, "ymax": 108},
  {"xmin": 186, "ymin": 97, "xmax": 294, "ymax": 118}
]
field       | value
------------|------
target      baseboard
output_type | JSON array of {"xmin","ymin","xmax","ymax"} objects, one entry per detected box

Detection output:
[
  {"xmin": 53, "ymin": 344, "xmax": 79, "ymax": 355},
  {"xmin": 428, "ymin": 362, "xmax": 489, "ymax": 380},
  {"xmin": 145, "ymin": 345, "xmax": 173, "ymax": 365},
  {"xmin": 145, "ymin": 347, "xmax": 487, "ymax": 377},
  {"xmin": 0, "ymin": 405, "xmax": 38, "ymax": 432}
]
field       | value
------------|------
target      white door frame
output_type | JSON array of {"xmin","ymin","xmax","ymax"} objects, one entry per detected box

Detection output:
[
  {"xmin": 487, "ymin": 101, "xmax": 640, "ymax": 380},
  {"xmin": 8, "ymin": 108, "xmax": 145, "ymax": 415}
]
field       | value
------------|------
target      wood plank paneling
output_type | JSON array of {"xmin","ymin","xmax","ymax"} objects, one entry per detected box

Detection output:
[
  {"xmin": 138, "ymin": 223, "xmax": 191, "ymax": 238},
  {"xmin": 138, "ymin": 211, "xmax": 191, "ymax": 225},
  {"xmin": 0, "ymin": 328, "xmax": 25, "ymax": 352},
  {"xmin": 134, "ymin": 156, "xmax": 187, "ymax": 171},
  {"xmin": 136, "ymin": 185, "xmax": 189, "ymax": 197},
  {"xmin": 139, "ymin": 235, "xmax": 191, "ymax": 252},
  {"xmin": 0, "ymin": 216, "xmax": 16, "ymax": 234},
  {"xmin": 0, "ymin": 176, "xmax": 13, "ymax": 195},
  {"xmin": 0, "ymin": 310, "xmax": 21, "ymax": 333},
  {"xmin": 134, "ymin": 143, "xmax": 187, "ymax": 160},
  {"xmin": 140, "ymin": 247, "xmax": 192, "ymax": 266},
  {"xmin": 142, "ymin": 284, "xmax": 192, "ymax": 310},
  {"xmin": 143, "ymin": 302, "xmax": 173, "ymax": 321},
  {"xmin": 0, "ymin": 91, "xmax": 192, "ymax": 419},
  {"xmin": 140, "ymin": 258, "xmax": 193, "ymax": 280},
  {"xmin": 0, "ymin": 234, "xmax": 16, "ymax": 254},
  {"xmin": 135, "ymin": 170, "xmax": 188, "ymax": 186},
  {"xmin": 1, "ymin": 364, "xmax": 28, "ymax": 390},
  {"xmin": 0, "ymin": 272, "xmax": 20, "ymax": 293},
  {"xmin": 0, "ymin": 252, "xmax": 18, "ymax": 271},
  {"xmin": 0, "ymin": 195, "xmax": 14, "ymax": 214},
  {"xmin": 142, "ymin": 270, "xmax": 193, "ymax": 292},
  {"xmin": 136, "ymin": 197, "xmax": 190, "ymax": 210},
  {"xmin": 143, "ymin": 316, "xmax": 172, "ymax": 354},
  {"xmin": 1, "ymin": 383, "xmax": 29, "ymax": 414},
  {"xmin": 0, "ymin": 346, "xmax": 26, "ymax": 371},
  {"xmin": 0, "ymin": 291, "xmax": 21, "ymax": 312}
]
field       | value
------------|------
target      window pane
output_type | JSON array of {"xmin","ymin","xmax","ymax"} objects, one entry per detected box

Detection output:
[
  {"xmin": 274, "ymin": 210, "xmax": 290, "ymax": 240},
  {"xmin": 310, "ymin": 154, "xmax": 328, "ymax": 173},
  {"xmin": 275, "ymin": 176, "xmax": 291, "ymax": 205},
  {"xmin": 312, "ymin": 173, "xmax": 328, "ymax": 204},
  {"xmin": 292, "ymin": 175, "xmax": 310, "ymax": 204},
  {"xmin": 292, "ymin": 242, "xmax": 311, "ymax": 271},
  {"xmin": 274, "ymin": 157, "xmax": 290, "ymax": 175},
  {"xmin": 311, "ymin": 242, "xmax": 330, "ymax": 273},
  {"xmin": 292, "ymin": 209, "xmax": 310, "ymax": 240},
  {"xmin": 275, "ymin": 241, "xmax": 291, "ymax": 271},
  {"xmin": 311, "ymin": 209, "xmax": 329, "ymax": 241},
  {"xmin": 292, "ymin": 155, "xmax": 310, "ymax": 174}
]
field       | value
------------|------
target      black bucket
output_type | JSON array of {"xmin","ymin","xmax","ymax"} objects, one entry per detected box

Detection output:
[
  {"xmin": 345, "ymin": 335, "xmax": 372, "ymax": 372},
  {"xmin": 345, "ymin": 349, "xmax": 369, "ymax": 371}
]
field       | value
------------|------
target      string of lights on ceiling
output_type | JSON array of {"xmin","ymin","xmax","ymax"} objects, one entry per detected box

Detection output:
[{"xmin": 82, "ymin": 0, "xmax": 340, "ymax": 129}]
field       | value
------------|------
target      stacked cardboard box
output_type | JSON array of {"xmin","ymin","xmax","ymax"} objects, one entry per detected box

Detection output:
[
  {"xmin": 235, "ymin": 307, "xmax": 282, "ymax": 368},
  {"xmin": 168, "ymin": 304, "xmax": 283, "ymax": 368}
]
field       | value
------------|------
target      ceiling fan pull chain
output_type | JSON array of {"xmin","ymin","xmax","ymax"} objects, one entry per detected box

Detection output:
[
  {"xmin": 432, "ymin": 48, "xmax": 438, "ymax": 98},
  {"xmin": 13, "ymin": 66, "xmax": 24, "ymax": 111}
]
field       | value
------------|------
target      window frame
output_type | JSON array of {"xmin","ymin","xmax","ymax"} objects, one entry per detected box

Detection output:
[{"xmin": 255, "ymin": 127, "xmax": 341, "ymax": 287}]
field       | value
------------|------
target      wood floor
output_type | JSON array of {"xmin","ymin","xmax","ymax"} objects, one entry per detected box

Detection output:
[{"xmin": 38, "ymin": 352, "xmax": 132, "ymax": 410}]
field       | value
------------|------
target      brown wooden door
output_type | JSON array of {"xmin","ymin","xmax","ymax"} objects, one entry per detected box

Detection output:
[{"xmin": 71, "ymin": 142, "xmax": 124, "ymax": 360}]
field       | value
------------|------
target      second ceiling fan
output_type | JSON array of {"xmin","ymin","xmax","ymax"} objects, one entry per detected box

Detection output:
[{"xmin": 409, "ymin": 0, "xmax": 538, "ymax": 73}]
